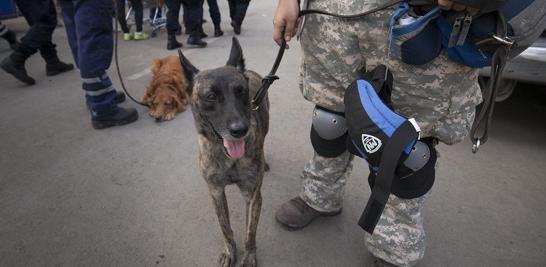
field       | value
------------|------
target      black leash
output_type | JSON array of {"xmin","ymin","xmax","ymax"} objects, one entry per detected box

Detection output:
[
  {"xmin": 251, "ymin": 40, "xmax": 285, "ymax": 110},
  {"xmin": 470, "ymin": 11, "xmax": 512, "ymax": 153},
  {"xmin": 114, "ymin": 2, "xmax": 150, "ymax": 108},
  {"xmin": 251, "ymin": 0, "xmax": 403, "ymax": 109}
]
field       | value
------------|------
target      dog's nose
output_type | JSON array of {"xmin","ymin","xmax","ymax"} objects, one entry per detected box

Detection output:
[{"xmin": 228, "ymin": 121, "xmax": 248, "ymax": 138}]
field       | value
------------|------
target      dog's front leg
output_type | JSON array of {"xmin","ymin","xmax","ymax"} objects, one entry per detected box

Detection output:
[
  {"xmin": 210, "ymin": 187, "xmax": 237, "ymax": 267},
  {"xmin": 240, "ymin": 188, "xmax": 262, "ymax": 267}
]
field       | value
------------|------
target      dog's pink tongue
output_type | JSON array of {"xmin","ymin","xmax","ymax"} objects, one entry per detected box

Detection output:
[{"xmin": 223, "ymin": 139, "xmax": 245, "ymax": 159}]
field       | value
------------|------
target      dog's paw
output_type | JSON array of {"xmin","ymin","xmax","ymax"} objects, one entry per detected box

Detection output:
[
  {"xmin": 239, "ymin": 250, "xmax": 257, "ymax": 267},
  {"xmin": 164, "ymin": 113, "xmax": 175, "ymax": 121},
  {"xmin": 218, "ymin": 251, "xmax": 236, "ymax": 267}
]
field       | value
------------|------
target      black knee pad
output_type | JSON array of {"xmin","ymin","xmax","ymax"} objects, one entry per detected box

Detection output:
[
  {"xmin": 368, "ymin": 137, "xmax": 437, "ymax": 199},
  {"xmin": 310, "ymin": 106, "xmax": 348, "ymax": 158}
]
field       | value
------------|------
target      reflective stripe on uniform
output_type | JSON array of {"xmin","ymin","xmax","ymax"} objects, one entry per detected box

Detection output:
[
  {"xmin": 81, "ymin": 73, "xmax": 109, "ymax": 84},
  {"xmin": 85, "ymin": 85, "xmax": 114, "ymax": 96}
]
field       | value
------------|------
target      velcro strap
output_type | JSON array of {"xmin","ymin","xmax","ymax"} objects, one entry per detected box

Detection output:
[{"xmin": 358, "ymin": 120, "xmax": 419, "ymax": 234}]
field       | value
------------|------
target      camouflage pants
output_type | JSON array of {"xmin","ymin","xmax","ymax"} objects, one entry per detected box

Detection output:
[{"xmin": 298, "ymin": 2, "xmax": 481, "ymax": 266}]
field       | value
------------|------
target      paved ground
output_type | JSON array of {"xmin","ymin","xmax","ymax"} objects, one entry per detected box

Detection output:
[{"xmin": 1, "ymin": 1, "xmax": 546, "ymax": 267}]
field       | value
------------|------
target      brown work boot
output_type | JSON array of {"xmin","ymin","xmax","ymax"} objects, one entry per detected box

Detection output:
[{"xmin": 275, "ymin": 197, "xmax": 341, "ymax": 230}]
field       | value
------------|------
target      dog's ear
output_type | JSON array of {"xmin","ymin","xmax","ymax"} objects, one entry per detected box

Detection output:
[
  {"xmin": 150, "ymin": 58, "xmax": 162, "ymax": 75},
  {"xmin": 226, "ymin": 37, "xmax": 245, "ymax": 73},
  {"xmin": 178, "ymin": 49, "xmax": 199, "ymax": 94},
  {"xmin": 142, "ymin": 90, "xmax": 154, "ymax": 104}
]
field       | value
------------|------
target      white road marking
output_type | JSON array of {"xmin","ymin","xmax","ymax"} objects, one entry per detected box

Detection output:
[{"xmin": 126, "ymin": 68, "xmax": 151, "ymax": 80}]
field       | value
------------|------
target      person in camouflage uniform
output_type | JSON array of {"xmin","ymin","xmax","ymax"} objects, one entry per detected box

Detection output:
[{"xmin": 272, "ymin": 0, "xmax": 483, "ymax": 266}]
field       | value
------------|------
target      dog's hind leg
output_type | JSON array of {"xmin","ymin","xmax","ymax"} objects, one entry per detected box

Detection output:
[
  {"xmin": 210, "ymin": 187, "xmax": 237, "ymax": 267},
  {"xmin": 239, "ymin": 184, "xmax": 262, "ymax": 267}
]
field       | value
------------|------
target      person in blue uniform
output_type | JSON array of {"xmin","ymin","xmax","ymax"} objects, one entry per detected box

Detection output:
[
  {"xmin": 59, "ymin": 0, "xmax": 138, "ymax": 129},
  {"xmin": 165, "ymin": 0, "xmax": 207, "ymax": 50},
  {"xmin": 205, "ymin": 0, "xmax": 223, "ymax": 37},
  {"xmin": 228, "ymin": 0, "xmax": 250, "ymax": 34},
  {"xmin": 0, "ymin": 0, "xmax": 73, "ymax": 85}
]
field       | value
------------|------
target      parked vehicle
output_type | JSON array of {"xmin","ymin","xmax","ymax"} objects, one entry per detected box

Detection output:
[{"xmin": 479, "ymin": 31, "xmax": 546, "ymax": 101}]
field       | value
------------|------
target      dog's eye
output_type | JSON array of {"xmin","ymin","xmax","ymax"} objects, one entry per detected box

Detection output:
[{"xmin": 205, "ymin": 92, "xmax": 217, "ymax": 101}]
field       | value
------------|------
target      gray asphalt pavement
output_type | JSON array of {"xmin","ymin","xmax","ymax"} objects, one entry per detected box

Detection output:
[{"xmin": 1, "ymin": 1, "xmax": 545, "ymax": 267}]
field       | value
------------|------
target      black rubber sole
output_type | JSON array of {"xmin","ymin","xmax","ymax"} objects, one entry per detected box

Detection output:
[
  {"xmin": 46, "ymin": 63, "xmax": 74, "ymax": 76},
  {"xmin": 167, "ymin": 42, "xmax": 183, "ymax": 50},
  {"xmin": 91, "ymin": 111, "xmax": 138, "ymax": 129},
  {"xmin": 186, "ymin": 41, "xmax": 207, "ymax": 48}
]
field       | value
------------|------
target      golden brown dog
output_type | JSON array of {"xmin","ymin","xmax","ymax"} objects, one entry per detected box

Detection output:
[{"xmin": 142, "ymin": 55, "xmax": 189, "ymax": 121}]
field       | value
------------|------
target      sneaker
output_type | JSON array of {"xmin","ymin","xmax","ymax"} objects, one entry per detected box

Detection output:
[
  {"xmin": 123, "ymin": 33, "xmax": 133, "ymax": 41},
  {"xmin": 91, "ymin": 107, "xmax": 138, "ymax": 129},
  {"xmin": 275, "ymin": 197, "xmax": 342, "ymax": 230},
  {"xmin": 134, "ymin": 32, "xmax": 149, "ymax": 40}
]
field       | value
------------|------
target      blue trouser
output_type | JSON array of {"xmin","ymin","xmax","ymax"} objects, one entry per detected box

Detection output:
[
  {"xmin": 60, "ymin": 0, "xmax": 118, "ymax": 117},
  {"xmin": 228, "ymin": 0, "xmax": 249, "ymax": 25},
  {"xmin": 13, "ymin": 0, "xmax": 58, "ymax": 59}
]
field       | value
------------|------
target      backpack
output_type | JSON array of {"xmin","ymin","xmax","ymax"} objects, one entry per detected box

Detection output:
[{"xmin": 390, "ymin": 0, "xmax": 546, "ymax": 151}]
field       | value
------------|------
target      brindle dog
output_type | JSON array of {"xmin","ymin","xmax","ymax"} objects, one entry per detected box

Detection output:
[{"xmin": 178, "ymin": 37, "xmax": 269, "ymax": 267}]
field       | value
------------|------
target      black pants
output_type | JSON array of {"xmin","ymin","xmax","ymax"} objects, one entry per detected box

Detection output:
[
  {"xmin": 206, "ymin": 0, "xmax": 221, "ymax": 26},
  {"xmin": 228, "ymin": 0, "xmax": 249, "ymax": 25},
  {"xmin": 116, "ymin": 0, "xmax": 144, "ymax": 33},
  {"xmin": 13, "ymin": 0, "xmax": 58, "ymax": 59},
  {"xmin": 166, "ymin": 0, "xmax": 203, "ymax": 35},
  {"xmin": 149, "ymin": 7, "xmax": 162, "ymax": 19}
]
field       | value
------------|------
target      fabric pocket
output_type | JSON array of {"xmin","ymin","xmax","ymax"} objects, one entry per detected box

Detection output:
[
  {"xmin": 389, "ymin": 3, "xmax": 443, "ymax": 65},
  {"xmin": 436, "ymin": 14, "xmax": 491, "ymax": 68}
]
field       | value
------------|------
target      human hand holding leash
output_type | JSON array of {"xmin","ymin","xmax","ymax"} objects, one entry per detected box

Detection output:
[{"xmin": 273, "ymin": 0, "xmax": 300, "ymax": 48}]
